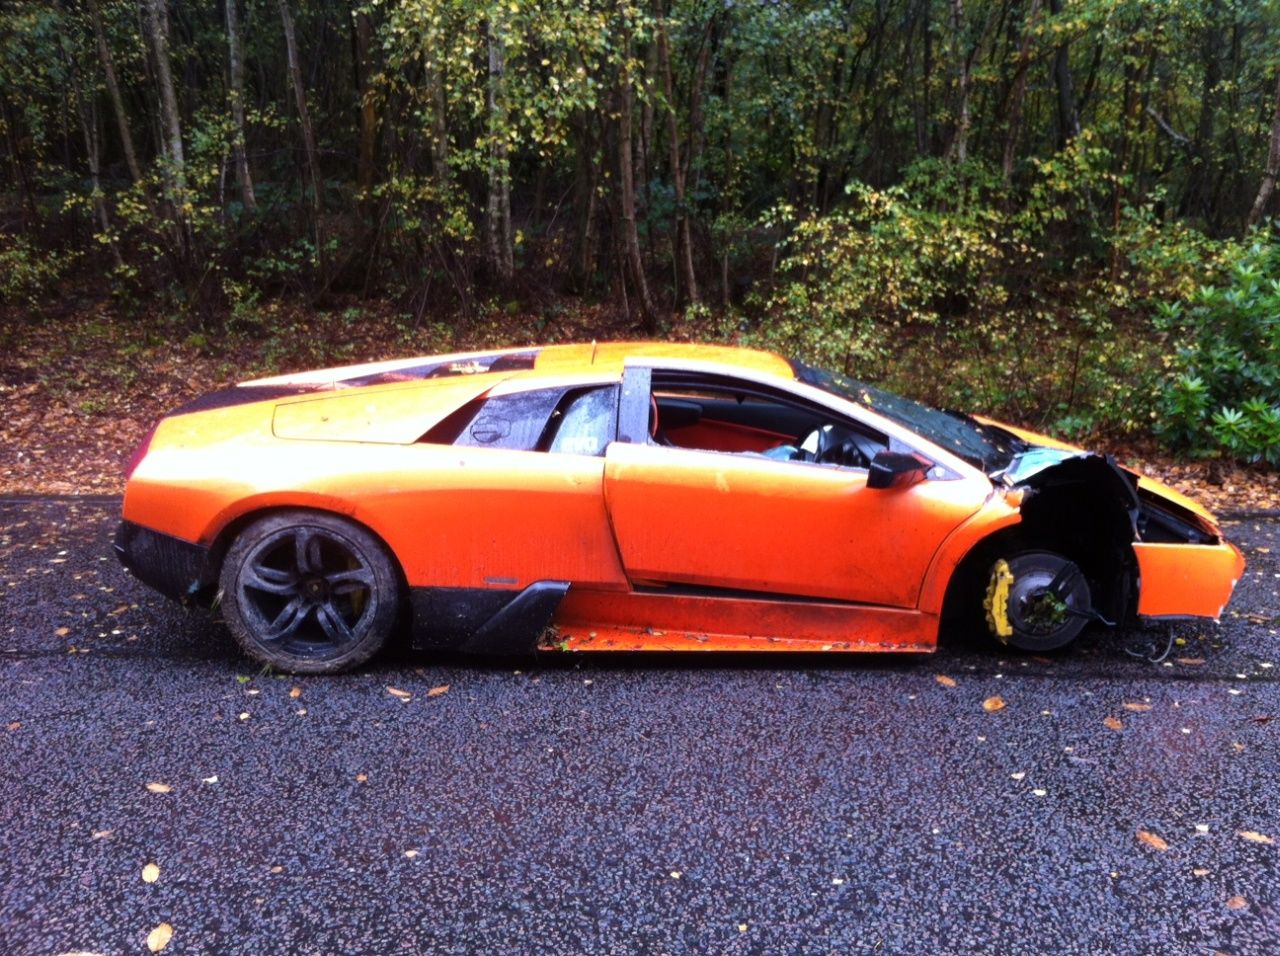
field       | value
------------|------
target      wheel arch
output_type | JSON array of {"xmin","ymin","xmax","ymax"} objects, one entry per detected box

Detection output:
[
  {"xmin": 936, "ymin": 480, "xmax": 1139, "ymax": 632},
  {"xmin": 204, "ymin": 500, "xmax": 409, "ymax": 608}
]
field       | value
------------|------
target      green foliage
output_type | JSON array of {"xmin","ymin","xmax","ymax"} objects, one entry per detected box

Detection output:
[
  {"xmin": 0, "ymin": 235, "xmax": 77, "ymax": 304},
  {"xmin": 1155, "ymin": 235, "xmax": 1280, "ymax": 462},
  {"xmin": 761, "ymin": 161, "xmax": 1013, "ymax": 370}
]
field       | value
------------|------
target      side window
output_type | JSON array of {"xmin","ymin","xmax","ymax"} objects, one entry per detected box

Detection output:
[
  {"xmin": 544, "ymin": 386, "xmax": 619, "ymax": 456},
  {"xmin": 650, "ymin": 378, "xmax": 887, "ymax": 469},
  {"xmin": 452, "ymin": 388, "xmax": 565, "ymax": 450}
]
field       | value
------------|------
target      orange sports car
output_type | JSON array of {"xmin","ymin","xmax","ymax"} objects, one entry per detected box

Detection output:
[{"xmin": 115, "ymin": 342, "xmax": 1244, "ymax": 674}]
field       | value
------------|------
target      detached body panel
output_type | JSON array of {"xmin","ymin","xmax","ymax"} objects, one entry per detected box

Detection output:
[{"xmin": 1133, "ymin": 541, "xmax": 1246, "ymax": 619}]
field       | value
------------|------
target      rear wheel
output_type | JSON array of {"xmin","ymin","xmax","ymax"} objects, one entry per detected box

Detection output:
[
  {"xmin": 219, "ymin": 510, "xmax": 401, "ymax": 674},
  {"xmin": 983, "ymin": 550, "xmax": 1091, "ymax": 652}
]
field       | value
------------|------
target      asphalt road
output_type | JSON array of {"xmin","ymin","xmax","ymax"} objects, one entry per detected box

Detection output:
[{"xmin": 1, "ymin": 497, "xmax": 1277, "ymax": 956}]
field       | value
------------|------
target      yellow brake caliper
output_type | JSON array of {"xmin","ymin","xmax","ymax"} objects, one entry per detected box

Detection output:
[{"xmin": 984, "ymin": 559, "xmax": 1015, "ymax": 643}]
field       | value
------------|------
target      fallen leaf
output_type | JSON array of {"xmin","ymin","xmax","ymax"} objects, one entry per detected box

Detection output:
[
  {"xmin": 145, "ymin": 782, "xmax": 171, "ymax": 794},
  {"xmin": 669, "ymin": 871, "xmax": 682, "ymax": 879},
  {"xmin": 935, "ymin": 675, "xmax": 957, "ymax": 688},
  {"xmin": 91, "ymin": 829, "xmax": 113, "ymax": 839},
  {"xmin": 270, "ymin": 865, "xmax": 283, "ymax": 874},
  {"xmin": 111, "ymin": 604, "xmax": 129, "ymax": 616},
  {"xmin": 427, "ymin": 684, "xmax": 450, "ymax": 697},
  {"xmin": 1226, "ymin": 895, "xmax": 1248, "ymax": 910},
  {"xmin": 982, "ymin": 696, "xmax": 1006, "ymax": 712},
  {"xmin": 289, "ymin": 687, "xmax": 302, "ymax": 699},
  {"xmin": 404, "ymin": 849, "xmax": 419, "ymax": 859},
  {"xmin": 1104, "ymin": 716, "xmax": 1124, "ymax": 731},
  {"xmin": 1238, "ymin": 830, "xmax": 1274, "ymax": 845},
  {"xmin": 387, "ymin": 687, "xmax": 412, "ymax": 701},
  {"xmin": 356, "ymin": 773, "xmax": 368, "ymax": 783},
  {"xmin": 1123, "ymin": 703, "xmax": 1152, "ymax": 712},
  {"xmin": 1137, "ymin": 830, "xmax": 1169, "ymax": 851},
  {"xmin": 201, "ymin": 775, "xmax": 218, "ymax": 784},
  {"xmin": 146, "ymin": 923, "xmax": 173, "ymax": 953},
  {"xmin": 1176, "ymin": 658, "xmax": 1206, "ymax": 666},
  {"xmin": 7, "ymin": 721, "xmax": 20, "ymax": 731},
  {"xmin": 55, "ymin": 626, "xmax": 70, "ymax": 637},
  {"xmin": 56, "ymin": 951, "xmax": 105, "ymax": 956},
  {"xmin": 1192, "ymin": 868, "xmax": 1210, "ymax": 876},
  {"xmin": 1010, "ymin": 772, "xmax": 1026, "ymax": 781},
  {"xmin": 142, "ymin": 863, "xmax": 160, "ymax": 883}
]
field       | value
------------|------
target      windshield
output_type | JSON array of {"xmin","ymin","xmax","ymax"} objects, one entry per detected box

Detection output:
[{"xmin": 791, "ymin": 360, "xmax": 1025, "ymax": 471}]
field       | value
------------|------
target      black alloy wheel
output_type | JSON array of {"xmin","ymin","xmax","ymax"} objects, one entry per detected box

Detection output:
[{"xmin": 219, "ymin": 510, "xmax": 401, "ymax": 674}]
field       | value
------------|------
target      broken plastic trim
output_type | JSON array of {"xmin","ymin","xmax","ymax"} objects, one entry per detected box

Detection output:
[{"xmin": 409, "ymin": 581, "xmax": 571, "ymax": 655}]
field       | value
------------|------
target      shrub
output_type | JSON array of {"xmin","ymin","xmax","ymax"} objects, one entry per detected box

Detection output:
[
  {"xmin": 1154, "ymin": 232, "xmax": 1280, "ymax": 463},
  {"xmin": 0, "ymin": 234, "xmax": 77, "ymax": 304}
]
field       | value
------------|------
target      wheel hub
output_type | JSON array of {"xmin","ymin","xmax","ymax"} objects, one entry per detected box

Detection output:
[
  {"xmin": 985, "ymin": 551, "xmax": 1093, "ymax": 652},
  {"xmin": 302, "ymin": 576, "xmax": 329, "ymax": 602}
]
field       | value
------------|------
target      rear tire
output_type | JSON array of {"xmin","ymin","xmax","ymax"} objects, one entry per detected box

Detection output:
[
  {"xmin": 219, "ymin": 510, "xmax": 401, "ymax": 674},
  {"xmin": 984, "ymin": 550, "xmax": 1091, "ymax": 652}
]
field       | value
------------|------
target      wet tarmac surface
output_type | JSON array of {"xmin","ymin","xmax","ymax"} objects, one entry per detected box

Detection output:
[{"xmin": 1, "ymin": 497, "xmax": 1277, "ymax": 955}]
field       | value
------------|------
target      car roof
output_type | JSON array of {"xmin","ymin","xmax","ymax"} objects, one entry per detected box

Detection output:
[
  {"xmin": 531, "ymin": 342, "xmax": 795, "ymax": 378},
  {"xmin": 242, "ymin": 341, "xmax": 797, "ymax": 390}
]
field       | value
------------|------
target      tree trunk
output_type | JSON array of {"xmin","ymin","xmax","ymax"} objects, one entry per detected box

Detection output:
[
  {"xmin": 67, "ymin": 51, "xmax": 124, "ymax": 269},
  {"xmin": 277, "ymin": 0, "xmax": 325, "ymax": 278},
  {"xmin": 0, "ymin": 92, "xmax": 40, "ymax": 227},
  {"xmin": 143, "ymin": 0, "xmax": 193, "ymax": 260},
  {"xmin": 570, "ymin": 112, "xmax": 598, "ymax": 292},
  {"xmin": 352, "ymin": 4, "xmax": 378, "ymax": 223},
  {"xmin": 618, "ymin": 30, "xmax": 658, "ymax": 332},
  {"xmin": 1182, "ymin": 0, "xmax": 1222, "ymax": 221},
  {"xmin": 1248, "ymin": 66, "xmax": 1280, "ymax": 228},
  {"xmin": 1001, "ymin": 0, "xmax": 1042, "ymax": 187},
  {"xmin": 89, "ymin": 0, "xmax": 143, "ymax": 186},
  {"xmin": 225, "ymin": 0, "xmax": 256, "ymax": 213},
  {"xmin": 486, "ymin": 14, "xmax": 514, "ymax": 282},
  {"xmin": 919, "ymin": 0, "xmax": 934, "ymax": 155},
  {"xmin": 656, "ymin": 3, "xmax": 698, "ymax": 306},
  {"xmin": 427, "ymin": 67, "xmax": 450, "ymax": 181},
  {"xmin": 1046, "ymin": 0, "xmax": 1079, "ymax": 147},
  {"xmin": 946, "ymin": 0, "xmax": 971, "ymax": 163}
]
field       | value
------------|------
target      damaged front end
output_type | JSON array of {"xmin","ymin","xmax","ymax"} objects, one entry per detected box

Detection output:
[{"xmin": 995, "ymin": 445, "xmax": 1245, "ymax": 630}]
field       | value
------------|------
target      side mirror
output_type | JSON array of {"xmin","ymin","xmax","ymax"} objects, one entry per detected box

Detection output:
[{"xmin": 867, "ymin": 450, "xmax": 931, "ymax": 490}]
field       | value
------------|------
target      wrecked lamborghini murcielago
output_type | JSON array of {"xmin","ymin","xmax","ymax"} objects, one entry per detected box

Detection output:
[{"xmin": 115, "ymin": 342, "xmax": 1245, "ymax": 674}]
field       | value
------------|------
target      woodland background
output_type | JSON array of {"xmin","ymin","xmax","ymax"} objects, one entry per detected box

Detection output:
[{"xmin": 2, "ymin": 0, "xmax": 1280, "ymax": 480}]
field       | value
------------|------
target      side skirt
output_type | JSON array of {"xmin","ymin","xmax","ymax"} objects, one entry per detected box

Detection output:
[
  {"xmin": 546, "ymin": 588, "xmax": 938, "ymax": 653},
  {"xmin": 409, "ymin": 581, "xmax": 570, "ymax": 655}
]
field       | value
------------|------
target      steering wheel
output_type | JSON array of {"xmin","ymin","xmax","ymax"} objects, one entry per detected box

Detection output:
[{"xmin": 801, "ymin": 425, "xmax": 878, "ymax": 468}]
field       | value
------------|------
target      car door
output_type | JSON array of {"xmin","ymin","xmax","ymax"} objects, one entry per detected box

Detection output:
[{"xmin": 601, "ymin": 368, "xmax": 986, "ymax": 608}]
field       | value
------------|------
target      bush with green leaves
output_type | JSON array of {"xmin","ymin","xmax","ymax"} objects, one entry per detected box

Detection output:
[
  {"xmin": 759, "ymin": 160, "xmax": 1013, "ymax": 371},
  {"xmin": 1155, "ymin": 232, "xmax": 1280, "ymax": 463},
  {"xmin": 0, "ymin": 234, "xmax": 77, "ymax": 304}
]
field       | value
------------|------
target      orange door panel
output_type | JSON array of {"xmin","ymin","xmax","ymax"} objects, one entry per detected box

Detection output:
[
  {"xmin": 352, "ymin": 446, "xmax": 629, "ymax": 592},
  {"xmin": 602, "ymin": 442, "xmax": 985, "ymax": 607}
]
